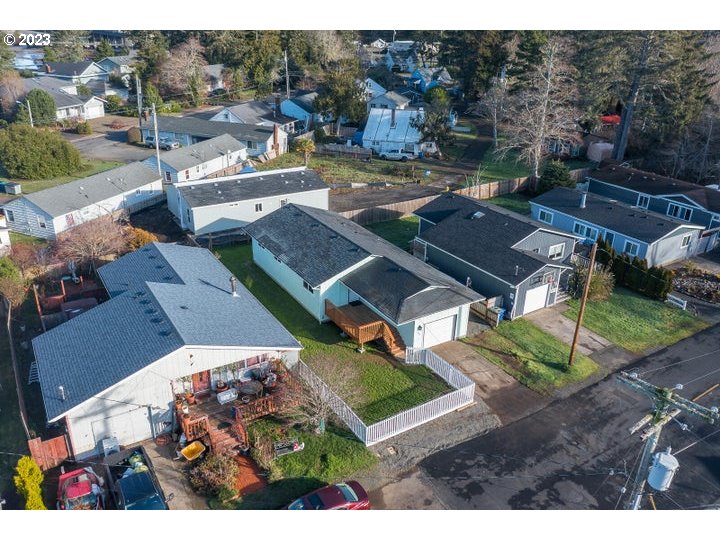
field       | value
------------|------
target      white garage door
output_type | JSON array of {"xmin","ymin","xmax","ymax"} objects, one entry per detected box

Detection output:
[
  {"xmin": 91, "ymin": 407, "xmax": 153, "ymax": 449},
  {"xmin": 523, "ymin": 284, "xmax": 549, "ymax": 315},
  {"xmin": 422, "ymin": 315, "xmax": 457, "ymax": 349},
  {"xmin": 83, "ymin": 102, "xmax": 104, "ymax": 120}
]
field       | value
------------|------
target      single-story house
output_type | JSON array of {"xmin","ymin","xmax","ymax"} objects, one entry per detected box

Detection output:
[
  {"xmin": 280, "ymin": 92, "xmax": 323, "ymax": 132},
  {"xmin": 245, "ymin": 204, "xmax": 481, "ymax": 352},
  {"xmin": 16, "ymin": 76, "xmax": 105, "ymax": 121},
  {"xmin": 204, "ymin": 64, "xmax": 226, "ymax": 93},
  {"xmin": 97, "ymin": 54, "xmax": 137, "ymax": 85},
  {"xmin": 587, "ymin": 162, "xmax": 720, "ymax": 253},
  {"xmin": 140, "ymin": 116, "xmax": 288, "ymax": 158},
  {"xmin": 369, "ymin": 38, "xmax": 388, "ymax": 50},
  {"xmin": 1, "ymin": 162, "xmax": 163, "ymax": 240},
  {"xmin": 143, "ymin": 134, "xmax": 247, "ymax": 185},
  {"xmin": 367, "ymin": 90, "xmax": 411, "ymax": 113},
  {"xmin": 208, "ymin": 101, "xmax": 300, "ymax": 134},
  {"xmin": 414, "ymin": 194, "xmax": 578, "ymax": 319},
  {"xmin": 0, "ymin": 213, "xmax": 11, "ymax": 255},
  {"xmin": 360, "ymin": 77, "xmax": 387, "ymax": 101},
  {"xmin": 409, "ymin": 67, "xmax": 454, "ymax": 93},
  {"xmin": 385, "ymin": 50, "xmax": 417, "ymax": 73},
  {"xmin": 530, "ymin": 188, "xmax": 705, "ymax": 267},
  {"xmin": 41, "ymin": 61, "xmax": 109, "ymax": 85},
  {"xmin": 88, "ymin": 30, "xmax": 131, "ymax": 48},
  {"xmin": 167, "ymin": 166, "xmax": 329, "ymax": 235},
  {"xmin": 362, "ymin": 108, "xmax": 428, "ymax": 155},
  {"xmin": 33, "ymin": 242, "xmax": 301, "ymax": 458}
]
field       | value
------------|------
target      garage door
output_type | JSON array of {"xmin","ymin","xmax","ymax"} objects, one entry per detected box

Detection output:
[
  {"xmin": 83, "ymin": 102, "xmax": 104, "ymax": 120},
  {"xmin": 523, "ymin": 284, "xmax": 549, "ymax": 315},
  {"xmin": 422, "ymin": 315, "xmax": 457, "ymax": 349},
  {"xmin": 91, "ymin": 407, "xmax": 153, "ymax": 449}
]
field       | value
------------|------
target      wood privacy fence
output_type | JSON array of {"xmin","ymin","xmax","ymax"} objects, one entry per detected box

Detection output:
[
  {"xmin": 292, "ymin": 348, "xmax": 474, "ymax": 446},
  {"xmin": 338, "ymin": 194, "xmax": 440, "ymax": 225},
  {"xmin": 316, "ymin": 144, "xmax": 372, "ymax": 160},
  {"xmin": 28, "ymin": 435, "xmax": 70, "ymax": 471},
  {"xmin": 455, "ymin": 176, "xmax": 530, "ymax": 200}
]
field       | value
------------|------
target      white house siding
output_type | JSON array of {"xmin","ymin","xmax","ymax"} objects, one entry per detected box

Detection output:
[
  {"xmin": 82, "ymin": 98, "xmax": 105, "ymax": 119},
  {"xmin": 646, "ymin": 227, "xmax": 704, "ymax": 267},
  {"xmin": 181, "ymin": 189, "xmax": 330, "ymax": 235},
  {"xmin": 145, "ymin": 150, "xmax": 247, "ymax": 186},
  {"xmin": 65, "ymin": 346, "xmax": 300, "ymax": 458},
  {"xmin": 0, "ymin": 228, "xmax": 11, "ymax": 255}
]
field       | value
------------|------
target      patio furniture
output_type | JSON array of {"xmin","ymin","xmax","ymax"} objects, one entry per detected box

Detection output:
[
  {"xmin": 237, "ymin": 380, "xmax": 263, "ymax": 399},
  {"xmin": 217, "ymin": 387, "xmax": 238, "ymax": 405}
]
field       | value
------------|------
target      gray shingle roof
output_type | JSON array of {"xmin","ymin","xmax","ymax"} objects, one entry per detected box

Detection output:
[
  {"xmin": 531, "ymin": 187, "xmax": 702, "ymax": 243},
  {"xmin": 44, "ymin": 61, "xmax": 103, "ymax": 77},
  {"xmin": 220, "ymin": 101, "xmax": 295, "ymax": 125},
  {"xmin": 156, "ymin": 134, "xmax": 245, "ymax": 171},
  {"xmin": 290, "ymin": 92, "xmax": 318, "ymax": 113},
  {"xmin": 416, "ymin": 194, "xmax": 573, "ymax": 285},
  {"xmin": 245, "ymin": 205, "xmax": 481, "ymax": 324},
  {"xmin": 100, "ymin": 55, "xmax": 137, "ymax": 67},
  {"xmin": 204, "ymin": 64, "xmax": 224, "ymax": 80},
  {"xmin": 22, "ymin": 162, "xmax": 160, "ymax": 218},
  {"xmin": 145, "ymin": 115, "xmax": 276, "ymax": 143},
  {"xmin": 35, "ymin": 242, "xmax": 301, "ymax": 422},
  {"xmin": 369, "ymin": 91, "xmax": 410, "ymax": 107},
  {"xmin": 19, "ymin": 77, "xmax": 91, "ymax": 110},
  {"xmin": 178, "ymin": 167, "xmax": 328, "ymax": 208}
]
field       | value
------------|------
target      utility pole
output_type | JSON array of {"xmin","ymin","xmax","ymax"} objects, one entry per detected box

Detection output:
[
  {"xmin": 135, "ymin": 73, "xmax": 143, "ymax": 128},
  {"xmin": 284, "ymin": 49, "xmax": 290, "ymax": 99},
  {"xmin": 151, "ymin": 103, "xmax": 161, "ymax": 177},
  {"xmin": 617, "ymin": 371, "xmax": 719, "ymax": 510},
  {"xmin": 568, "ymin": 241, "xmax": 597, "ymax": 367},
  {"xmin": 17, "ymin": 99, "xmax": 33, "ymax": 127}
]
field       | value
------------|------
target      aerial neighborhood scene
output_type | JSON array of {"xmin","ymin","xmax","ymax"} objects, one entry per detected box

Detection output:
[{"xmin": 2, "ymin": 23, "xmax": 720, "ymax": 519}]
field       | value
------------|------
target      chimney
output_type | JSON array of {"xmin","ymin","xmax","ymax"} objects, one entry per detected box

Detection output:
[
  {"xmin": 514, "ymin": 265, "xmax": 519, "ymax": 276},
  {"xmin": 580, "ymin": 192, "xmax": 587, "ymax": 209},
  {"xmin": 230, "ymin": 276, "xmax": 238, "ymax": 297},
  {"xmin": 272, "ymin": 124, "xmax": 280, "ymax": 155},
  {"xmin": 391, "ymin": 108, "xmax": 396, "ymax": 126},
  {"xmin": 59, "ymin": 385, "xmax": 66, "ymax": 401}
]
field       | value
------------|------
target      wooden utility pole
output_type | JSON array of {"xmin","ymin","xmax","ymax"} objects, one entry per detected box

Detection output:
[
  {"xmin": 568, "ymin": 242, "xmax": 597, "ymax": 367},
  {"xmin": 151, "ymin": 103, "xmax": 161, "ymax": 177},
  {"xmin": 135, "ymin": 73, "xmax": 143, "ymax": 128},
  {"xmin": 284, "ymin": 49, "xmax": 290, "ymax": 99}
]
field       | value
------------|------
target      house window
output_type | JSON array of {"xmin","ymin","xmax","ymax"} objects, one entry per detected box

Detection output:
[
  {"xmin": 303, "ymin": 280, "xmax": 314, "ymax": 293},
  {"xmin": 543, "ymin": 272, "xmax": 555, "ymax": 285},
  {"xmin": 184, "ymin": 170, "xmax": 190, "ymax": 180},
  {"xmin": 548, "ymin": 244, "xmax": 565, "ymax": 260},
  {"xmin": 164, "ymin": 171, "xmax": 172, "ymax": 184},
  {"xmin": 681, "ymin": 234, "xmax": 692, "ymax": 248},
  {"xmin": 604, "ymin": 231, "xmax": 615, "ymax": 246},
  {"xmin": 247, "ymin": 141, "xmax": 258, "ymax": 150},
  {"xmin": 530, "ymin": 275, "xmax": 543, "ymax": 286},
  {"xmin": 538, "ymin": 209, "xmax": 553, "ymax": 224},
  {"xmin": 196, "ymin": 165, "xmax": 200, "ymax": 173},
  {"xmin": 37, "ymin": 216, "xmax": 46, "ymax": 229},
  {"xmin": 667, "ymin": 203, "xmax": 692, "ymax": 221},
  {"xmin": 280, "ymin": 199, "xmax": 288, "ymax": 207},
  {"xmin": 5, "ymin": 210, "xmax": 14, "ymax": 222},
  {"xmin": 624, "ymin": 240, "xmax": 639, "ymax": 257},
  {"xmin": 573, "ymin": 222, "xmax": 598, "ymax": 240},
  {"xmin": 255, "ymin": 203, "xmax": 263, "ymax": 213},
  {"xmin": 186, "ymin": 209, "xmax": 192, "ymax": 223},
  {"xmin": 637, "ymin": 194, "xmax": 650, "ymax": 208}
]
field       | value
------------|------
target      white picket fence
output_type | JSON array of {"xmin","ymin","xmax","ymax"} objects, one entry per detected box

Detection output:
[
  {"xmin": 666, "ymin": 293, "xmax": 688, "ymax": 310},
  {"xmin": 293, "ymin": 348, "xmax": 475, "ymax": 446}
]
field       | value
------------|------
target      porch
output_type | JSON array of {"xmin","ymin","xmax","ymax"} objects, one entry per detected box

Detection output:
[{"xmin": 324, "ymin": 300, "xmax": 405, "ymax": 356}]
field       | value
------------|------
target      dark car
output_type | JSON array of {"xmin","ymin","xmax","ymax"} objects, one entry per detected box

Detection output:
[
  {"xmin": 287, "ymin": 481, "xmax": 370, "ymax": 510},
  {"xmin": 104, "ymin": 446, "xmax": 173, "ymax": 510}
]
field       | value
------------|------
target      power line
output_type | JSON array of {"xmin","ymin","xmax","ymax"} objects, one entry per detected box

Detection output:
[{"xmin": 638, "ymin": 347, "xmax": 720, "ymax": 377}]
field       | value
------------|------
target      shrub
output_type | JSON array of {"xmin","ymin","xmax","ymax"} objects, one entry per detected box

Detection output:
[
  {"xmin": 76, "ymin": 122, "xmax": 92, "ymax": 135},
  {"xmin": 569, "ymin": 265, "xmax": 615, "ymax": 301},
  {"xmin": 126, "ymin": 226, "xmax": 159, "ymax": 251},
  {"xmin": 105, "ymin": 94, "xmax": 124, "ymax": 113},
  {"xmin": 126, "ymin": 126, "xmax": 141, "ymax": 144},
  {"xmin": 160, "ymin": 101, "xmax": 182, "ymax": 113},
  {"xmin": 76, "ymin": 84, "xmax": 93, "ymax": 97},
  {"xmin": 0, "ymin": 124, "xmax": 82, "ymax": 179},
  {"xmin": 188, "ymin": 454, "xmax": 239, "ymax": 496},
  {"xmin": 536, "ymin": 160, "xmax": 574, "ymax": 194},
  {"xmin": 13, "ymin": 456, "xmax": 47, "ymax": 510}
]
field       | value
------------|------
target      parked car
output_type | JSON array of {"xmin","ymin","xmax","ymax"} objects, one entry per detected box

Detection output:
[
  {"xmin": 103, "ymin": 446, "xmax": 173, "ymax": 510},
  {"xmin": 56, "ymin": 466, "xmax": 105, "ymax": 510},
  {"xmin": 143, "ymin": 136, "xmax": 156, "ymax": 148},
  {"xmin": 379, "ymin": 149, "xmax": 417, "ymax": 161},
  {"xmin": 287, "ymin": 481, "xmax": 370, "ymax": 510},
  {"xmin": 159, "ymin": 138, "xmax": 180, "ymax": 150}
]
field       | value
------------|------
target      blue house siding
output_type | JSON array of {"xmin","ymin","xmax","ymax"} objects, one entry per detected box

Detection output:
[
  {"xmin": 514, "ymin": 230, "xmax": 576, "ymax": 262},
  {"xmin": 280, "ymin": 100, "xmax": 312, "ymax": 131}
]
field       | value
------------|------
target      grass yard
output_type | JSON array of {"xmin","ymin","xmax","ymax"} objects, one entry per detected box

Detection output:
[
  {"xmin": 474, "ymin": 149, "xmax": 532, "ymax": 183},
  {"xmin": 1, "ymin": 160, "xmax": 124, "ymax": 194},
  {"xmin": 464, "ymin": 319, "xmax": 599, "ymax": 394},
  {"xmin": 484, "ymin": 193, "xmax": 532, "ymax": 215},
  {"xmin": 364, "ymin": 216, "xmax": 419, "ymax": 250},
  {"xmin": 216, "ymin": 244, "xmax": 451, "ymax": 424},
  {"xmin": 8, "ymin": 232, "xmax": 48, "ymax": 247},
  {"xmin": 564, "ymin": 288, "xmax": 710, "ymax": 354}
]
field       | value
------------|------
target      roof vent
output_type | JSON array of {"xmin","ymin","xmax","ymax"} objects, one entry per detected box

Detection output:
[
  {"xmin": 280, "ymin": 174, "xmax": 285, "ymax": 177},
  {"xmin": 471, "ymin": 211, "xmax": 485, "ymax": 219},
  {"xmin": 148, "ymin": 255, "xmax": 156, "ymax": 259},
  {"xmin": 180, "ymin": 305, "xmax": 189, "ymax": 310},
  {"xmin": 163, "ymin": 275, "xmax": 173, "ymax": 281},
  {"xmin": 155, "ymin": 264, "xmax": 165, "ymax": 269},
  {"xmin": 139, "ymin": 299, "xmax": 150, "ymax": 305},
  {"xmin": 150, "ymin": 317, "xmax": 163, "ymax": 324},
  {"xmin": 159, "ymin": 330, "xmax": 173, "ymax": 337},
  {"xmin": 217, "ymin": 190, "xmax": 222, "ymax": 194},
  {"xmin": 190, "ymin": 186, "xmax": 195, "ymax": 189},
  {"xmin": 214, "ymin": 183, "xmax": 218, "ymax": 187},
  {"xmin": 300, "ymin": 171, "xmax": 305, "ymax": 175},
  {"xmin": 145, "ymin": 308, "xmax": 157, "ymax": 314},
  {"xmin": 136, "ymin": 291, "xmax": 146, "ymax": 296}
]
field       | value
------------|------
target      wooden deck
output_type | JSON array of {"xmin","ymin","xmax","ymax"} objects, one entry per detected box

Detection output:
[{"xmin": 324, "ymin": 300, "xmax": 405, "ymax": 356}]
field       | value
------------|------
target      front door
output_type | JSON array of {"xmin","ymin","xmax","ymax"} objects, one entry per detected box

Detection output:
[{"xmin": 192, "ymin": 370, "xmax": 211, "ymax": 394}]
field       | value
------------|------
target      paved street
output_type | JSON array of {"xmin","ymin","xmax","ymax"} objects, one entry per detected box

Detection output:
[
  {"xmin": 419, "ymin": 323, "xmax": 720, "ymax": 509},
  {"xmin": 65, "ymin": 132, "xmax": 155, "ymax": 163}
]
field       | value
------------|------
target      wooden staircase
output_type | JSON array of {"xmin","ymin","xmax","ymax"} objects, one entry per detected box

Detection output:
[
  {"xmin": 180, "ymin": 413, "xmax": 249, "ymax": 456},
  {"xmin": 324, "ymin": 299, "xmax": 405, "ymax": 357},
  {"xmin": 381, "ymin": 324, "xmax": 405, "ymax": 357}
]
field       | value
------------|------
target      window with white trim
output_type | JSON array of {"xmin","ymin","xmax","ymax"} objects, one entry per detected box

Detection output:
[
  {"xmin": 681, "ymin": 234, "xmax": 691, "ymax": 248},
  {"xmin": 184, "ymin": 169, "xmax": 190, "ymax": 180},
  {"xmin": 37, "ymin": 216, "xmax": 46, "ymax": 229},
  {"xmin": 538, "ymin": 209, "xmax": 553, "ymax": 224},
  {"xmin": 604, "ymin": 231, "xmax": 615, "ymax": 246},
  {"xmin": 637, "ymin": 194, "xmax": 650, "ymax": 208},
  {"xmin": 573, "ymin": 222, "xmax": 598, "ymax": 240},
  {"xmin": 303, "ymin": 280, "xmax": 314, "ymax": 293},
  {"xmin": 5, "ymin": 210, "xmax": 14, "ymax": 222},
  {"xmin": 667, "ymin": 203, "xmax": 692, "ymax": 221},
  {"xmin": 543, "ymin": 272, "xmax": 555, "ymax": 284},
  {"xmin": 255, "ymin": 203, "xmax": 263, "ymax": 213},
  {"xmin": 280, "ymin": 199, "xmax": 288, "ymax": 207},
  {"xmin": 624, "ymin": 240, "xmax": 639, "ymax": 257},
  {"xmin": 164, "ymin": 171, "xmax": 172, "ymax": 184},
  {"xmin": 548, "ymin": 243, "xmax": 564, "ymax": 260}
]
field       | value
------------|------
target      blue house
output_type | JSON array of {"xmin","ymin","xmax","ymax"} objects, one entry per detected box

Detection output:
[
  {"xmin": 409, "ymin": 67, "xmax": 454, "ymax": 93},
  {"xmin": 586, "ymin": 163, "xmax": 720, "ymax": 254},
  {"xmin": 530, "ymin": 188, "xmax": 705, "ymax": 267},
  {"xmin": 280, "ymin": 92, "xmax": 323, "ymax": 132}
]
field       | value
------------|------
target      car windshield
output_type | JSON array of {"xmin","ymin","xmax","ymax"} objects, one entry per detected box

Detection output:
[
  {"xmin": 336, "ymin": 483, "xmax": 359, "ymax": 502},
  {"xmin": 287, "ymin": 498, "xmax": 307, "ymax": 510}
]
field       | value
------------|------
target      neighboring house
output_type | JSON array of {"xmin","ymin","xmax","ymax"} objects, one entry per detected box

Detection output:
[
  {"xmin": 413, "ymin": 194, "xmax": 578, "ymax": 320},
  {"xmin": 0, "ymin": 213, "xmax": 11, "ymax": 255},
  {"xmin": 15, "ymin": 76, "xmax": 105, "ymax": 121},
  {"xmin": 167, "ymin": 167, "xmax": 329, "ymax": 235},
  {"xmin": 33, "ymin": 242, "xmax": 301, "ymax": 458},
  {"xmin": 369, "ymin": 38, "xmax": 388, "ymax": 49},
  {"xmin": 530, "ymin": 188, "xmax": 705, "ymax": 267},
  {"xmin": 204, "ymin": 64, "xmax": 226, "ymax": 93},
  {"xmin": 587, "ymin": 163, "xmax": 720, "ymax": 254},
  {"xmin": 143, "ymin": 134, "xmax": 248, "ymax": 185},
  {"xmin": 360, "ymin": 77, "xmax": 387, "ymax": 101},
  {"xmin": 385, "ymin": 50, "xmax": 417, "ymax": 73},
  {"xmin": 208, "ymin": 101, "xmax": 300, "ymax": 134},
  {"xmin": 41, "ymin": 61, "xmax": 109, "ymax": 85},
  {"xmin": 140, "ymin": 116, "xmax": 288, "ymax": 158},
  {"xmin": 1, "ymin": 163, "xmax": 163, "ymax": 240},
  {"xmin": 97, "ymin": 55, "xmax": 136, "ymax": 81},
  {"xmin": 280, "ymin": 92, "xmax": 323, "ymax": 131},
  {"xmin": 409, "ymin": 67, "xmax": 454, "ymax": 93},
  {"xmin": 245, "ymin": 204, "xmax": 481, "ymax": 351},
  {"xmin": 367, "ymin": 90, "xmax": 410, "ymax": 113},
  {"xmin": 362, "ymin": 108, "xmax": 429, "ymax": 155},
  {"xmin": 88, "ymin": 30, "xmax": 131, "ymax": 48}
]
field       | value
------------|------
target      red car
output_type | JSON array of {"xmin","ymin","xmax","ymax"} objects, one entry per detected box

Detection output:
[
  {"xmin": 287, "ymin": 481, "xmax": 370, "ymax": 510},
  {"xmin": 56, "ymin": 467, "xmax": 105, "ymax": 510}
]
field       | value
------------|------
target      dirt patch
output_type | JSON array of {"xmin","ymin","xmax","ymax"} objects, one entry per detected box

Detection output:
[
  {"xmin": 673, "ymin": 266, "xmax": 720, "ymax": 303},
  {"xmin": 129, "ymin": 203, "xmax": 187, "ymax": 244},
  {"xmin": 233, "ymin": 455, "xmax": 266, "ymax": 496}
]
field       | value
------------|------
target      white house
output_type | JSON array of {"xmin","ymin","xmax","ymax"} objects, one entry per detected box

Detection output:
[
  {"xmin": 1, "ymin": 163, "xmax": 163, "ymax": 240},
  {"xmin": 362, "ymin": 107, "xmax": 427, "ymax": 155},
  {"xmin": 33, "ymin": 243, "xmax": 301, "ymax": 458},
  {"xmin": 17, "ymin": 77, "xmax": 105, "ymax": 121},
  {"xmin": 360, "ymin": 77, "xmax": 387, "ymax": 101},
  {"xmin": 0, "ymin": 213, "xmax": 11, "ymax": 255},
  {"xmin": 245, "ymin": 204, "xmax": 481, "ymax": 352},
  {"xmin": 367, "ymin": 90, "xmax": 411, "ymax": 113},
  {"xmin": 41, "ymin": 61, "xmax": 109, "ymax": 86},
  {"xmin": 204, "ymin": 64, "xmax": 226, "ymax": 93},
  {"xmin": 168, "ymin": 167, "xmax": 329, "ymax": 235},
  {"xmin": 143, "ymin": 134, "xmax": 248, "ymax": 185},
  {"xmin": 208, "ymin": 100, "xmax": 300, "ymax": 134}
]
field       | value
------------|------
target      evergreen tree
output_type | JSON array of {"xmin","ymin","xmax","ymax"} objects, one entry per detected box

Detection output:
[
  {"xmin": 0, "ymin": 39, "xmax": 14, "ymax": 73},
  {"xmin": 0, "ymin": 124, "xmax": 82, "ymax": 179},
  {"xmin": 94, "ymin": 38, "xmax": 114, "ymax": 60},
  {"xmin": 47, "ymin": 31, "xmax": 89, "ymax": 62},
  {"xmin": 536, "ymin": 160, "xmax": 574, "ymax": 194},
  {"xmin": 143, "ymin": 82, "xmax": 163, "ymax": 109},
  {"xmin": 314, "ymin": 60, "xmax": 366, "ymax": 134},
  {"xmin": 15, "ymin": 89, "xmax": 57, "ymax": 126},
  {"xmin": 131, "ymin": 31, "xmax": 169, "ymax": 79}
]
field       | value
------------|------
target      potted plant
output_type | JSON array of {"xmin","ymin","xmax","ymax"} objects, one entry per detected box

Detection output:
[
  {"xmin": 215, "ymin": 380, "xmax": 228, "ymax": 392},
  {"xmin": 184, "ymin": 390, "xmax": 196, "ymax": 405}
]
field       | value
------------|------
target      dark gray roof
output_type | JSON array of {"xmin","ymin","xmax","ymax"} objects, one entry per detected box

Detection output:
[
  {"xmin": 35, "ymin": 242, "xmax": 301, "ymax": 422},
  {"xmin": 590, "ymin": 163, "xmax": 720, "ymax": 213},
  {"xmin": 245, "ymin": 204, "xmax": 481, "ymax": 324},
  {"xmin": 178, "ymin": 167, "xmax": 328, "ymax": 208},
  {"xmin": 145, "ymin": 115, "xmax": 276, "ymax": 143},
  {"xmin": 220, "ymin": 101, "xmax": 295, "ymax": 125},
  {"xmin": 20, "ymin": 77, "xmax": 93, "ymax": 110},
  {"xmin": 44, "ymin": 61, "xmax": 103, "ymax": 77},
  {"xmin": 21, "ymin": 162, "xmax": 160, "ymax": 218},
  {"xmin": 531, "ymin": 187, "xmax": 703, "ymax": 243},
  {"xmin": 290, "ymin": 92, "xmax": 318, "ymax": 113},
  {"xmin": 416, "ymin": 194, "xmax": 573, "ymax": 285},
  {"xmin": 369, "ymin": 90, "xmax": 410, "ymax": 107},
  {"xmin": 156, "ymin": 134, "xmax": 245, "ymax": 171}
]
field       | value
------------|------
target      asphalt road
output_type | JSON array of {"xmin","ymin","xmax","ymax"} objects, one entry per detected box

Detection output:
[
  {"xmin": 420, "ymin": 323, "xmax": 720, "ymax": 510},
  {"xmin": 65, "ymin": 132, "xmax": 155, "ymax": 163}
]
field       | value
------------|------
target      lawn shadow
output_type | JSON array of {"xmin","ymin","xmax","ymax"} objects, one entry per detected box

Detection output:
[{"xmin": 232, "ymin": 476, "xmax": 327, "ymax": 509}]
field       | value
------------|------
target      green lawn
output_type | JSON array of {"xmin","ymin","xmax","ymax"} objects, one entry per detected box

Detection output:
[
  {"xmin": 465, "ymin": 319, "xmax": 599, "ymax": 394},
  {"xmin": 564, "ymin": 288, "xmax": 710, "ymax": 354},
  {"xmin": 484, "ymin": 193, "xmax": 532, "ymax": 215},
  {"xmin": 364, "ymin": 216, "xmax": 419, "ymax": 250},
  {"xmin": 8, "ymin": 232, "xmax": 48, "ymax": 247},
  {"xmin": 474, "ymin": 150, "xmax": 532, "ymax": 183},
  {"xmin": 216, "ymin": 244, "xmax": 451, "ymax": 424},
  {"xmin": 1, "ymin": 160, "xmax": 124, "ymax": 194}
]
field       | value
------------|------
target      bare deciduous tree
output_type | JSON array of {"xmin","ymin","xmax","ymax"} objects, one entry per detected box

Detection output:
[
  {"xmin": 0, "ymin": 71, "xmax": 25, "ymax": 118},
  {"xmin": 471, "ymin": 75, "xmax": 508, "ymax": 150},
  {"xmin": 159, "ymin": 38, "xmax": 208, "ymax": 107},
  {"xmin": 54, "ymin": 216, "xmax": 127, "ymax": 274}
]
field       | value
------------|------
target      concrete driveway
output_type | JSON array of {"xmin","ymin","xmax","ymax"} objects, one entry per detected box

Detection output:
[
  {"xmin": 524, "ymin": 304, "xmax": 611, "ymax": 356},
  {"xmin": 142, "ymin": 441, "xmax": 209, "ymax": 510}
]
